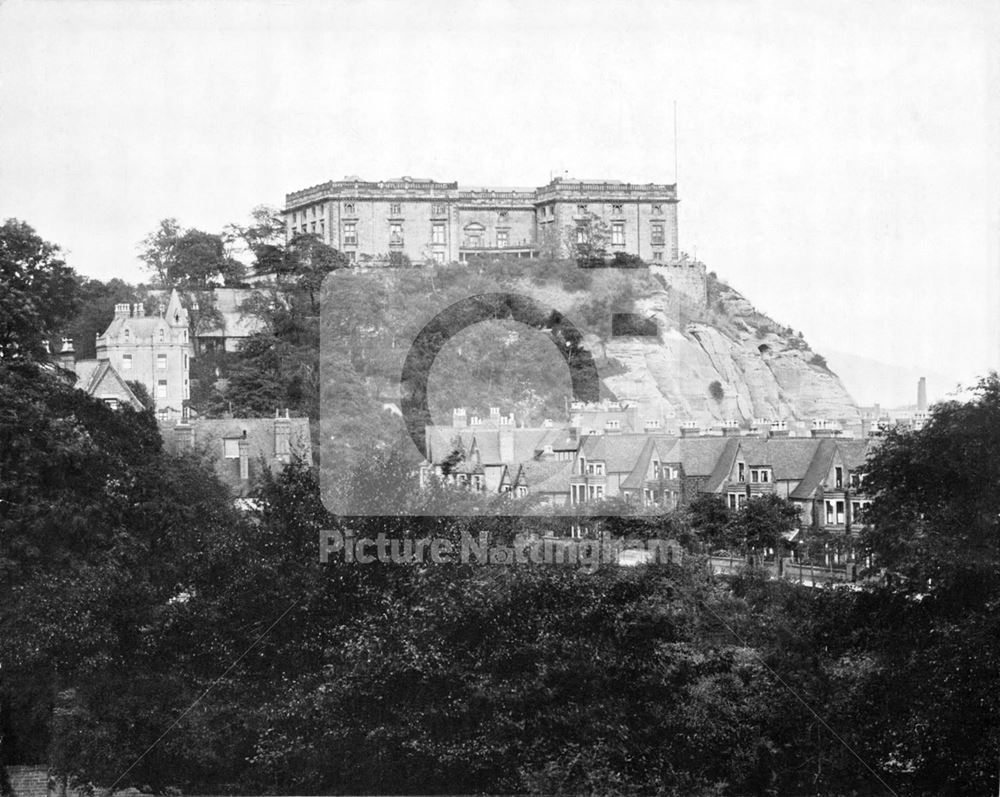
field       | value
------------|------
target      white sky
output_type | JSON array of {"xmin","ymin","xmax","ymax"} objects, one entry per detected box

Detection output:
[{"xmin": 1, "ymin": 0, "xmax": 998, "ymax": 391}]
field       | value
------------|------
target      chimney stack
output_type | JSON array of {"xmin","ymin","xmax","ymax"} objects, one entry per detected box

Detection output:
[
  {"xmin": 114, "ymin": 303, "xmax": 131, "ymax": 318},
  {"xmin": 679, "ymin": 420, "xmax": 701, "ymax": 438},
  {"xmin": 917, "ymin": 377, "xmax": 927, "ymax": 412},
  {"xmin": 58, "ymin": 338, "xmax": 75, "ymax": 373},
  {"xmin": 275, "ymin": 410, "xmax": 291, "ymax": 461},
  {"xmin": 452, "ymin": 408, "xmax": 467, "ymax": 428}
]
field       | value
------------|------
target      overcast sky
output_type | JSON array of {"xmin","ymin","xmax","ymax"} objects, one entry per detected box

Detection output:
[{"xmin": 1, "ymin": 0, "xmax": 998, "ymax": 395}]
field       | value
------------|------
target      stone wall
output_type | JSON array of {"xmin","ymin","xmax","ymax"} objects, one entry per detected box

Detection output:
[{"xmin": 650, "ymin": 261, "xmax": 708, "ymax": 311}]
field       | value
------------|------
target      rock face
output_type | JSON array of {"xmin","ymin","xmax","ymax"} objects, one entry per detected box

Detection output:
[{"xmin": 595, "ymin": 274, "xmax": 860, "ymax": 425}]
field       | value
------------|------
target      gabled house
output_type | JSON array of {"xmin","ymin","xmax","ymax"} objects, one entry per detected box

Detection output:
[{"xmin": 160, "ymin": 411, "xmax": 312, "ymax": 497}]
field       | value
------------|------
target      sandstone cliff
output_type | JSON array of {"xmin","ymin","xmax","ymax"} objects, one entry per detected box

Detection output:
[{"xmin": 593, "ymin": 270, "xmax": 861, "ymax": 425}]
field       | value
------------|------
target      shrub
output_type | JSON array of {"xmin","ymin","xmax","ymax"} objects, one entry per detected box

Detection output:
[{"xmin": 709, "ymin": 380, "xmax": 725, "ymax": 402}]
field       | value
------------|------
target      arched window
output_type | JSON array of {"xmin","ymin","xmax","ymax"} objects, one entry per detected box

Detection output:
[{"xmin": 159, "ymin": 328, "xmax": 165, "ymax": 342}]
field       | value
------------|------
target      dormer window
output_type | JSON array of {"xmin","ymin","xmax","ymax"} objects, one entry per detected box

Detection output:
[
  {"xmin": 586, "ymin": 461, "xmax": 605, "ymax": 476},
  {"xmin": 344, "ymin": 202, "xmax": 356, "ymax": 216},
  {"xmin": 612, "ymin": 203, "xmax": 624, "ymax": 215},
  {"xmin": 123, "ymin": 328, "xmax": 130, "ymax": 341},
  {"xmin": 158, "ymin": 328, "xmax": 165, "ymax": 342}
]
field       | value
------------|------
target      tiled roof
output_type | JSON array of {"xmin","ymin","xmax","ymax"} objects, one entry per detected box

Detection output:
[
  {"xmin": 579, "ymin": 434, "xmax": 653, "ymax": 474},
  {"xmin": 789, "ymin": 439, "xmax": 838, "ymax": 500},
  {"xmin": 737, "ymin": 438, "xmax": 830, "ymax": 481},
  {"xmin": 159, "ymin": 416, "xmax": 312, "ymax": 496},
  {"xmin": 677, "ymin": 437, "xmax": 738, "ymax": 477},
  {"xmin": 620, "ymin": 438, "xmax": 658, "ymax": 489},
  {"xmin": 515, "ymin": 460, "xmax": 574, "ymax": 494}
]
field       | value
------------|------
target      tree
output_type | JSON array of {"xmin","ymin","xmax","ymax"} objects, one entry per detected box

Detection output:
[
  {"xmin": 563, "ymin": 211, "xmax": 610, "ymax": 267},
  {"xmin": 139, "ymin": 220, "xmax": 244, "ymax": 288},
  {"xmin": 0, "ymin": 219, "xmax": 79, "ymax": 361},
  {"xmin": 729, "ymin": 493, "xmax": 801, "ymax": 554},
  {"xmin": 687, "ymin": 493, "xmax": 733, "ymax": 550},
  {"xmin": 709, "ymin": 380, "xmax": 725, "ymax": 402},
  {"xmin": 225, "ymin": 205, "xmax": 288, "ymax": 279}
]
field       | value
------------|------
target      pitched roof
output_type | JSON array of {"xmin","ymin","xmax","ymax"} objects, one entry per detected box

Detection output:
[
  {"xmin": 736, "ymin": 438, "xmax": 829, "ymax": 481},
  {"xmin": 518, "ymin": 460, "xmax": 574, "ymax": 494},
  {"xmin": 677, "ymin": 436, "xmax": 739, "ymax": 477},
  {"xmin": 702, "ymin": 437, "xmax": 741, "ymax": 492},
  {"xmin": 72, "ymin": 358, "xmax": 143, "ymax": 410},
  {"xmin": 579, "ymin": 433, "xmax": 653, "ymax": 474},
  {"xmin": 789, "ymin": 438, "xmax": 838, "ymax": 500},
  {"xmin": 159, "ymin": 416, "xmax": 312, "ymax": 496},
  {"xmin": 620, "ymin": 438, "xmax": 659, "ymax": 490}
]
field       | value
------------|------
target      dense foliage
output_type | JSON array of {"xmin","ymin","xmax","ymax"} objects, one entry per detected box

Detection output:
[{"xmin": 2, "ymin": 219, "xmax": 997, "ymax": 795}]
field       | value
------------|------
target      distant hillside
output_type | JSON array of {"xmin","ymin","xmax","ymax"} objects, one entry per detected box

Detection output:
[{"xmin": 816, "ymin": 346, "xmax": 961, "ymax": 408}]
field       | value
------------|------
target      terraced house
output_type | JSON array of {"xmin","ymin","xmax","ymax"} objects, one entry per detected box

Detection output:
[
  {"xmin": 283, "ymin": 175, "xmax": 681, "ymax": 264},
  {"xmin": 423, "ymin": 403, "xmax": 875, "ymax": 541}
]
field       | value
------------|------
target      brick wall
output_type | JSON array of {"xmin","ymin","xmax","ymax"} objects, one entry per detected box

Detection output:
[{"xmin": 5, "ymin": 765, "xmax": 50, "ymax": 797}]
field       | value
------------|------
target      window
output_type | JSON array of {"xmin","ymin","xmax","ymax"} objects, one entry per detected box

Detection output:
[
  {"xmin": 825, "ymin": 500, "xmax": 846, "ymax": 525},
  {"xmin": 652, "ymin": 251, "xmax": 663, "ymax": 261},
  {"xmin": 605, "ymin": 419, "xmax": 620, "ymax": 430},
  {"xmin": 498, "ymin": 210, "xmax": 508, "ymax": 220},
  {"xmin": 432, "ymin": 223, "xmax": 445, "ymax": 245},
  {"xmin": 344, "ymin": 202, "xmax": 356, "ymax": 216},
  {"xmin": 738, "ymin": 462, "xmax": 745, "ymax": 482},
  {"xmin": 652, "ymin": 203, "xmax": 663, "ymax": 214},
  {"xmin": 183, "ymin": 330, "xmax": 188, "ymax": 343},
  {"xmin": 390, "ymin": 222, "xmax": 404, "ymax": 246},
  {"xmin": 157, "ymin": 353, "xmax": 167, "ymax": 370},
  {"xmin": 651, "ymin": 222, "xmax": 665, "ymax": 245},
  {"xmin": 346, "ymin": 251, "xmax": 356, "ymax": 262},
  {"xmin": 389, "ymin": 202, "xmax": 401, "ymax": 216},
  {"xmin": 311, "ymin": 206, "xmax": 316, "ymax": 217},
  {"xmin": 611, "ymin": 223, "xmax": 625, "ymax": 246},
  {"xmin": 183, "ymin": 353, "xmax": 188, "ymax": 369},
  {"xmin": 158, "ymin": 328, "xmax": 165, "ymax": 342},
  {"xmin": 122, "ymin": 353, "xmax": 132, "ymax": 370},
  {"xmin": 432, "ymin": 251, "xmax": 445, "ymax": 263},
  {"xmin": 123, "ymin": 328, "xmax": 130, "ymax": 341},
  {"xmin": 760, "ymin": 469, "xmax": 770, "ymax": 483},
  {"xmin": 612, "ymin": 203, "xmax": 624, "ymax": 215},
  {"xmin": 496, "ymin": 230, "xmax": 508, "ymax": 248},
  {"xmin": 156, "ymin": 379, "xmax": 167, "ymax": 399},
  {"xmin": 223, "ymin": 438, "xmax": 241, "ymax": 459},
  {"xmin": 751, "ymin": 469, "xmax": 759, "ymax": 484},
  {"xmin": 432, "ymin": 203, "xmax": 446, "ymax": 216},
  {"xmin": 576, "ymin": 225, "xmax": 587, "ymax": 244},
  {"xmin": 516, "ymin": 485, "xmax": 528, "ymax": 498},
  {"xmin": 311, "ymin": 221, "xmax": 316, "ymax": 233},
  {"xmin": 835, "ymin": 466, "xmax": 843, "ymax": 488},
  {"xmin": 586, "ymin": 461, "xmax": 605, "ymax": 476},
  {"xmin": 343, "ymin": 223, "xmax": 357, "ymax": 245},
  {"xmin": 576, "ymin": 204, "xmax": 588, "ymax": 215}
]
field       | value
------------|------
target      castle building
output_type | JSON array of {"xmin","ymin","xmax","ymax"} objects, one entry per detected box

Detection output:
[
  {"xmin": 283, "ymin": 176, "xmax": 680, "ymax": 264},
  {"xmin": 91, "ymin": 289, "xmax": 192, "ymax": 418}
]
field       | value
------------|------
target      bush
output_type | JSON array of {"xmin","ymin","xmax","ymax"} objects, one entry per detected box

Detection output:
[
  {"xmin": 709, "ymin": 380, "xmax": 725, "ymax": 402},
  {"xmin": 809, "ymin": 353, "xmax": 829, "ymax": 370}
]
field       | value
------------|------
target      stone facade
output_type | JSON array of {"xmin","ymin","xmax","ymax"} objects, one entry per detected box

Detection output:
[
  {"xmin": 284, "ymin": 176, "xmax": 680, "ymax": 264},
  {"xmin": 95, "ymin": 289, "xmax": 192, "ymax": 418}
]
